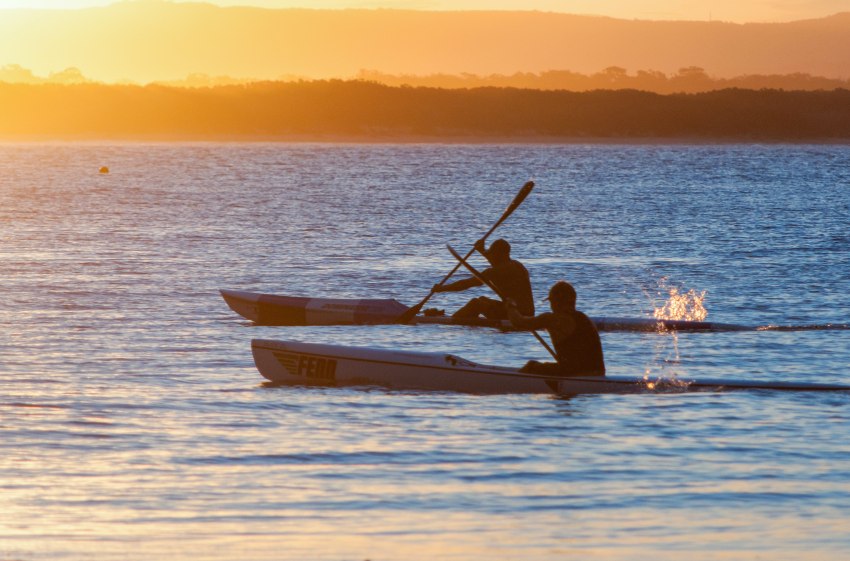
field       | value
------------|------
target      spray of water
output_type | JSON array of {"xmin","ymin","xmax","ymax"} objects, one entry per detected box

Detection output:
[
  {"xmin": 641, "ymin": 279, "xmax": 709, "ymax": 390},
  {"xmin": 653, "ymin": 284, "xmax": 708, "ymax": 322}
]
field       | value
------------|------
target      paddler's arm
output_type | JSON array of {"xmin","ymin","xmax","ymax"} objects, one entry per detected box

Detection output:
[
  {"xmin": 433, "ymin": 276, "xmax": 483, "ymax": 293},
  {"xmin": 506, "ymin": 298, "xmax": 550, "ymax": 330}
]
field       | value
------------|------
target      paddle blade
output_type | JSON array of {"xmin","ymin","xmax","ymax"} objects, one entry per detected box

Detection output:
[
  {"xmin": 396, "ymin": 303, "xmax": 423, "ymax": 323},
  {"xmin": 492, "ymin": 180, "xmax": 534, "ymax": 231},
  {"xmin": 511, "ymin": 181, "xmax": 535, "ymax": 212}
]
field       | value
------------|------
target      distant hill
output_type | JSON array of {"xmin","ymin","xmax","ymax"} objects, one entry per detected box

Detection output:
[{"xmin": 1, "ymin": 2, "xmax": 849, "ymax": 83}]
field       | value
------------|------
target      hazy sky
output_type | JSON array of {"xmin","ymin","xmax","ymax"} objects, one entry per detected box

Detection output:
[{"xmin": 0, "ymin": 0, "xmax": 848, "ymax": 22}]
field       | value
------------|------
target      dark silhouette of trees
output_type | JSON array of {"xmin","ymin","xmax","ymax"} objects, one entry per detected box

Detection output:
[
  {"xmin": 355, "ymin": 68, "xmax": 850, "ymax": 94},
  {"xmin": 2, "ymin": 80, "xmax": 849, "ymax": 140}
]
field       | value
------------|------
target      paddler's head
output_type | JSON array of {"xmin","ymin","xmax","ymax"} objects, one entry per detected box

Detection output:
[
  {"xmin": 484, "ymin": 238, "xmax": 511, "ymax": 265},
  {"xmin": 546, "ymin": 280, "xmax": 576, "ymax": 312}
]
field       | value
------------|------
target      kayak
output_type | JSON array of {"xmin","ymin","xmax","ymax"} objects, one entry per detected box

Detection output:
[
  {"xmin": 221, "ymin": 289, "xmax": 409, "ymax": 326},
  {"xmin": 221, "ymin": 289, "xmax": 750, "ymax": 332},
  {"xmin": 251, "ymin": 339, "xmax": 850, "ymax": 395}
]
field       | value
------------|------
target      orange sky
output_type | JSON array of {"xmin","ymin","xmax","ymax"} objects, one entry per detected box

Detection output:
[
  {"xmin": 1, "ymin": 1, "xmax": 849, "ymax": 139},
  {"xmin": 1, "ymin": 1, "xmax": 849, "ymax": 84},
  {"xmin": 0, "ymin": 0, "xmax": 847, "ymax": 23}
]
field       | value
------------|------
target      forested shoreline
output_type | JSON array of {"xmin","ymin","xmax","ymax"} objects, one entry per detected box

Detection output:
[
  {"xmin": 2, "ymin": 80, "xmax": 850, "ymax": 141},
  {"xmin": 354, "ymin": 68, "xmax": 850, "ymax": 95}
]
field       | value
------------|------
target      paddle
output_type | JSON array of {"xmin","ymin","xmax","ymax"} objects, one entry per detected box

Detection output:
[
  {"xmin": 446, "ymin": 244, "xmax": 558, "ymax": 361},
  {"xmin": 397, "ymin": 180, "xmax": 534, "ymax": 323}
]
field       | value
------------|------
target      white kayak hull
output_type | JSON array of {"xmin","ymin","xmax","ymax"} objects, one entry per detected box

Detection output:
[
  {"xmin": 222, "ymin": 289, "xmax": 749, "ymax": 332},
  {"xmin": 251, "ymin": 339, "xmax": 850, "ymax": 395}
]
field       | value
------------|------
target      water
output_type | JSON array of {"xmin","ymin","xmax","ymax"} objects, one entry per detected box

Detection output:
[{"xmin": 1, "ymin": 142, "xmax": 849, "ymax": 560}]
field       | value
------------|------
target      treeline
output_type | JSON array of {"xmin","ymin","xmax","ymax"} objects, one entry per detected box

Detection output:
[
  {"xmin": 2, "ymin": 80, "xmax": 850, "ymax": 140},
  {"xmin": 356, "ymin": 67, "xmax": 850, "ymax": 95},
  {"xmin": 8, "ymin": 62, "xmax": 850, "ymax": 95}
]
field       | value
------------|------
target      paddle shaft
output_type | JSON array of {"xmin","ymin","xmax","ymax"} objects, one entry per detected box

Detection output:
[
  {"xmin": 446, "ymin": 244, "xmax": 558, "ymax": 361},
  {"xmin": 399, "ymin": 181, "xmax": 534, "ymax": 322}
]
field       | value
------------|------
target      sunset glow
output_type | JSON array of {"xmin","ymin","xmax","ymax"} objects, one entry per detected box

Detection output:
[
  {"xmin": 2, "ymin": 0, "xmax": 849, "ymax": 139},
  {"xmin": 2, "ymin": 1, "xmax": 849, "ymax": 86},
  {"xmin": 0, "ymin": 0, "xmax": 845, "ymax": 23}
]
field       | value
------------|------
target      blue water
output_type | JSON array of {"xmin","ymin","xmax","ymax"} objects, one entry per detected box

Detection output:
[{"xmin": 1, "ymin": 142, "xmax": 849, "ymax": 560}]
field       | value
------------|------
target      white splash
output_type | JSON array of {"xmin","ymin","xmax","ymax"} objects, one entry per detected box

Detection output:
[
  {"xmin": 638, "ymin": 279, "xmax": 709, "ymax": 390},
  {"xmin": 654, "ymin": 285, "xmax": 708, "ymax": 322}
]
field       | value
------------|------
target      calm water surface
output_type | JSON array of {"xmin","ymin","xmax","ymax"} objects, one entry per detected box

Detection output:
[{"xmin": 1, "ymin": 142, "xmax": 849, "ymax": 560}]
